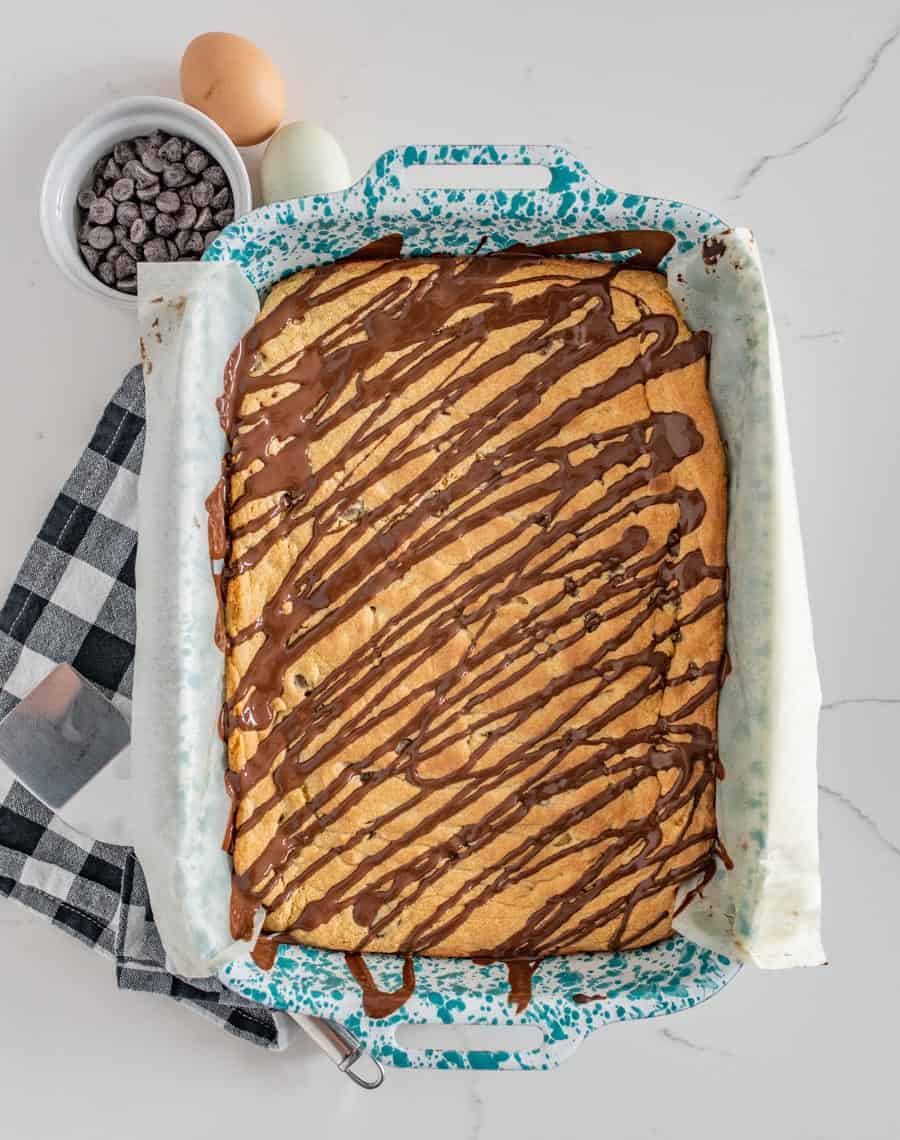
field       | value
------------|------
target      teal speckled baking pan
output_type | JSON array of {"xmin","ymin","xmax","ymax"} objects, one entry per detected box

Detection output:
[{"xmin": 206, "ymin": 144, "xmax": 739, "ymax": 1071}]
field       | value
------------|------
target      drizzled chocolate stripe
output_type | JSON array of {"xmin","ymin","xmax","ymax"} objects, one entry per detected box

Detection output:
[{"xmin": 217, "ymin": 240, "xmax": 727, "ymax": 969}]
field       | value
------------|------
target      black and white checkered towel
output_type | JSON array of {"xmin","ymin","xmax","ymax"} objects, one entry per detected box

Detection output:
[{"xmin": 0, "ymin": 365, "xmax": 294, "ymax": 1050}]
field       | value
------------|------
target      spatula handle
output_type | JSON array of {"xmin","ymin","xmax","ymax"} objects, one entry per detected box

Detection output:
[{"xmin": 291, "ymin": 1013, "xmax": 384, "ymax": 1089}]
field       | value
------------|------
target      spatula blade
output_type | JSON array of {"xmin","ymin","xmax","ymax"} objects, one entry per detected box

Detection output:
[{"xmin": 0, "ymin": 664, "xmax": 129, "ymax": 808}]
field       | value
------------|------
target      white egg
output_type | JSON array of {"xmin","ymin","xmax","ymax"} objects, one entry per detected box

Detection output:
[{"xmin": 260, "ymin": 122, "xmax": 352, "ymax": 204}]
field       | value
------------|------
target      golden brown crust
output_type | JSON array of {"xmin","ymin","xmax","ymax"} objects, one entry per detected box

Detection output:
[{"xmin": 223, "ymin": 255, "xmax": 727, "ymax": 957}]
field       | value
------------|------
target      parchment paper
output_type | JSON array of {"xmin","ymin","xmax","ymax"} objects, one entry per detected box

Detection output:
[
  {"xmin": 131, "ymin": 232, "xmax": 824, "ymax": 978},
  {"xmin": 132, "ymin": 262, "xmax": 259, "ymax": 977},
  {"xmin": 667, "ymin": 233, "xmax": 824, "ymax": 967}
]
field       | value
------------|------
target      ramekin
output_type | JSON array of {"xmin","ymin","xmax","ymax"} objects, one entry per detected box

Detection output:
[{"xmin": 40, "ymin": 95, "xmax": 253, "ymax": 309}]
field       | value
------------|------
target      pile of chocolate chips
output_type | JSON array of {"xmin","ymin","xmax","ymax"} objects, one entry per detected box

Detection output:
[{"xmin": 76, "ymin": 130, "xmax": 235, "ymax": 294}]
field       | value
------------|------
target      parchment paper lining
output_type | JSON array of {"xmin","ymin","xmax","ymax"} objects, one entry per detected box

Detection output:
[{"xmin": 132, "ymin": 232, "xmax": 824, "ymax": 978}]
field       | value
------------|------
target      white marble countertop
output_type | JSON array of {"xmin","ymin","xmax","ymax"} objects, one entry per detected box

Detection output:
[{"xmin": 2, "ymin": 2, "xmax": 897, "ymax": 1137}]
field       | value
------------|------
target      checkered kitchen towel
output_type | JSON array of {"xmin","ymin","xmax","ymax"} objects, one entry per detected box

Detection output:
[{"xmin": 0, "ymin": 365, "xmax": 294, "ymax": 1050}]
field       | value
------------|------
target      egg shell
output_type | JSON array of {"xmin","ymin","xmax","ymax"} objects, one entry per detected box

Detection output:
[
  {"xmin": 260, "ymin": 122, "xmax": 352, "ymax": 204},
  {"xmin": 180, "ymin": 33, "xmax": 285, "ymax": 147}
]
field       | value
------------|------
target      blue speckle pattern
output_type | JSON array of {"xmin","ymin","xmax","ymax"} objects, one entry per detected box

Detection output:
[
  {"xmin": 204, "ymin": 143, "xmax": 723, "ymax": 288},
  {"xmin": 221, "ymin": 935, "xmax": 738, "ymax": 1071},
  {"xmin": 209, "ymin": 144, "xmax": 737, "ymax": 1070}
]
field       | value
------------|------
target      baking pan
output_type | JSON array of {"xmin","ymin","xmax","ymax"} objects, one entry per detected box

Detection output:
[{"xmin": 204, "ymin": 143, "xmax": 750, "ymax": 1070}]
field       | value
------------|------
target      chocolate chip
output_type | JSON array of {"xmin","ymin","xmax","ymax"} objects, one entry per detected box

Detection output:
[
  {"xmin": 184, "ymin": 148, "xmax": 209, "ymax": 175},
  {"xmin": 143, "ymin": 237, "xmax": 169, "ymax": 262},
  {"xmin": 137, "ymin": 166, "xmax": 160, "ymax": 189},
  {"xmin": 87, "ymin": 225, "xmax": 114, "ymax": 250},
  {"xmin": 113, "ymin": 141, "xmax": 135, "ymax": 166},
  {"xmin": 88, "ymin": 197, "xmax": 114, "ymax": 225},
  {"xmin": 175, "ymin": 203, "xmax": 197, "ymax": 229},
  {"xmin": 116, "ymin": 201, "xmax": 139, "ymax": 226},
  {"xmin": 79, "ymin": 244, "xmax": 100, "ymax": 271},
  {"xmin": 111, "ymin": 177, "xmax": 134, "ymax": 202},
  {"xmin": 123, "ymin": 159, "xmax": 156, "ymax": 188},
  {"xmin": 114, "ymin": 252, "xmax": 137, "ymax": 280},
  {"xmin": 159, "ymin": 137, "xmax": 183, "ymax": 163},
  {"xmin": 154, "ymin": 212, "xmax": 177, "ymax": 237},
  {"xmin": 130, "ymin": 217, "xmax": 149, "ymax": 244},
  {"xmin": 155, "ymin": 190, "xmax": 180, "ymax": 213},
  {"xmin": 142, "ymin": 147, "xmax": 165, "ymax": 174},
  {"xmin": 162, "ymin": 163, "xmax": 189, "ymax": 188},
  {"xmin": 76, "ymin": 131, "xmax": 229, "ymax": 288},
  {"xmin": 191, "ymin": 180, "xmax": 214, "ymax": 207}
]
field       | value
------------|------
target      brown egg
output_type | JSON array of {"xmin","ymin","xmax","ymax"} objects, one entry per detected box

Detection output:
[{"xmin": 180, "ymin": 33, "xmax": 286, "ymax": 147}]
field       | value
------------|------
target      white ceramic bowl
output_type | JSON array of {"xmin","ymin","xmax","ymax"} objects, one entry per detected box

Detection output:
[{"xmin": 40, "ymin": 95, "xmax": 253, "ymax": 308}]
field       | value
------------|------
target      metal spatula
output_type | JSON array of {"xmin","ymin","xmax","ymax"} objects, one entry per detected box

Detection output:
[
  {"xmin": 0, "ymin": 664, "xmax": 129, "ymax": 808},
  {"xmin": 0, "ymin": 663, "xmax": 383, "ymax": 1087}
]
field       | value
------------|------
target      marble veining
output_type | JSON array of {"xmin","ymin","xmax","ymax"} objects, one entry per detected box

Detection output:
[
  {"xmin": 820, "ymin": 696, "xmax": 900, "ymax": 710},
  {"xmin": 732, "ymin": 20, "xmax": 900, "ymax": 198},
  {"xmin": 818, "ymin": 783, "xmax": 900, "ymax": 858},
  {"xmin": 658, "ymin": 1026, "xmax": 737, "ymax": 1059},
  {"xmin": 467, "ymin": 1081, "xmax": 485, "ymax": 1140},
  {"xmin": 796, "ymin": 330, "xmax": 847, "ymax": 342}
]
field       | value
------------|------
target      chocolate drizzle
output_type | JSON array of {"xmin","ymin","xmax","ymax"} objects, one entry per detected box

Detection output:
[
  {"xmin": 215, "ymin": 236, "xmax": 728, "ymax": 974},
  {"xmin": 505, "ymin": 959, "xmax": 538, "ymax": 1014},
  {"xmin": 250, "ymin": 936, "xmax": 279, "ymax": 971},
  {"xmin": 473, "ymin": 957, "xmax": 540, "ymax": 1013},
  {"xmin": 221, "ymin": 770, "xmax": 241, "ymax": 854},
  {"xmin": 571, "ymin": 991, "xmax": 607, "ymax": 1005},
  {"xmin": 501, "ymin": 230, "xmax": 676, "ymax": 271},
  {"xmin": 701, "ymin": 236, "xmax": 727, "ymax": 268},
  {"xmin": 344, "ymin": 953, "xmax": 416, "ymax": 1019},
  {"xmin": 206, "ymin": 474, "xmax": 230, "ymax": 657},
  {"xmin": 230, "ymin": 875, "xmax": 259, "ymax": 942}
]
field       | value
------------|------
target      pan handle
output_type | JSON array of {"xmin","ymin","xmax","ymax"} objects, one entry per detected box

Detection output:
[
  {"xmin": 356, "ymin": 1012, "xmax": 590, "ymax": 1072},
  {"xmin": 358, "ymin": 143, "xmax": 595, "ymax": 199}
]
